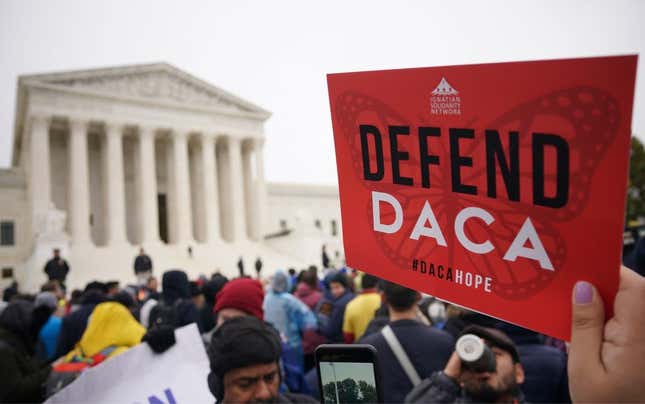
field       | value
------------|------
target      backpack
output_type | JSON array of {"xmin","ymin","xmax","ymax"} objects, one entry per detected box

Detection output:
[
  {"xmin": 46, "ymin": 345, "xmax": 117, "ymax": 398},
  {"xmin": 148, "ymin": 299, "xmax": 182, "ymax": 330}
]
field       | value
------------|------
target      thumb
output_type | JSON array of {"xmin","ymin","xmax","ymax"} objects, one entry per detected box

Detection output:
[{"xmin": 568, "ymin": 281, "xmax": 605, "ymax": 378}]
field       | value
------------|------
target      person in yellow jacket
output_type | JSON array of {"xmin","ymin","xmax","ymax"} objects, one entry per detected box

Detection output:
[
  {"xmin": 47, "ymin": 301, "xmax": 176, "ymax": 398},
  {"xmin": 64, "ymin": 302, "xmax": 146, "ymax": 363},
  {"xmin": 342, "ymin": 274, "xmax": 382, "ymax": 343}
]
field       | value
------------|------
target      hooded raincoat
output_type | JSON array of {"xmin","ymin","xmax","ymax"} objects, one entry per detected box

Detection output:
[{"xmin": 64, "ymin": 302, "xmax": 145, "ymax": 362}]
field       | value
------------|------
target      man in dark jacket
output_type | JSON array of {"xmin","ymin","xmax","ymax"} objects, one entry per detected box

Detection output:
[
  {"xmin": 43, "ymin": 248, "xmax": 70, "ymax": 287},
  {"xmin": 54, "ymin": 286, "xmax": 107, "ymax": 359},
  {"xmin": 133, "ymin": 248, "xmax": 153, "ymax": 285},
  {"xmin": 359, "ymin": 281, "xmax": 454, "ymax": 403},
  {"xmin": 321, "ymin": 245, "xmax": 330, "ymax": 269},
  {"xmin": 254, "ymin": 257, "xmax": 263, "ymax": 278},
  {"xmin": 237, "ymin": 257, "xmax": 245, "ymax": 277},
  {"xmin": 208, "ymin": 316, "xmax": 317, "ymax": 403},
  {"xmin": 406, "ymin": 325, "xmax": 526, "ymax": 403},
  {"xmin": 199, "ymin": 274, "xmax": 228, "ymax": 333},
  {"xmin": 148, "ymin": 270, "xmax": 201, "ymax": 332},
  {"xmin": 0, "ymin": 300, "xmax": 52, "ymax": 403}
]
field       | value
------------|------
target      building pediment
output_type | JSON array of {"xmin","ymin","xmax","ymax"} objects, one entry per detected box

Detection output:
[
  {"xmin": 20, "ymin": 63, "xmax": 269, "ymax": 116},
  {"xmin": 12, "ymin": 63, "xmax": 271, "ymax": 167}
]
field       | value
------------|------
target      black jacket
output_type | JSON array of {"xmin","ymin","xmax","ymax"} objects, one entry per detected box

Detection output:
[
  {"xmin": 322, "ymin": 251, "xmax": 330, "ymax": 268},
  {"xmin": 44, "ymin": 258, "xmax": 69, "ymax": 282},
  {"xmin": 134, "ymin": 254, "xmax": 153, "ymax": 274},
  {"xmin": 405, "ymin": 371, "xmax": 526, "ymax": 403},
  {"xmin": 0, "ymin": 301, "xmax": 52, "ymax": 403},
  {"xmin": 160, "ymin": 270, "xmax": 202, "ymax": 332}
]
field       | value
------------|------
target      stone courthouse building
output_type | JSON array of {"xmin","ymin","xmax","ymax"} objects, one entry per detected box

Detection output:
[{"xmin": 0, "ymin": 63, "xmax": 343, "ymax": 291}]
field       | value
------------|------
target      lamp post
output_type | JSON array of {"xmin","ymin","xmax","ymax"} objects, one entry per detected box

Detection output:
[{"xmin": 329, "ymin": 362, "xmax": 340, "ymax": 403}]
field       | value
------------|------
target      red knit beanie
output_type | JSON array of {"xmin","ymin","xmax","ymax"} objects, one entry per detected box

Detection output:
[{"xmin": 213, "ymin": 278, "xmax": 264, "ymax": 320}]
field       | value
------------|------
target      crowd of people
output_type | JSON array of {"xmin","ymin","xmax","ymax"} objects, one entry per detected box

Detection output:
[{"xmin": 0, "ymin": 243, "xmax": 644, "ymax": 403}]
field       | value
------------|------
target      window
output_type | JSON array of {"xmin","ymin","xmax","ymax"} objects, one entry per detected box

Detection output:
[
  {"xmin": 315, "ymin": 219, "xmax": 321, "ymax": 229},
  {"xmin": 0, "ymin": 221, "xmax": 14, "ymax": 246},
  {"xmin": 1, "ymin": 268, "xmax": 13, "ymax": 279},
  {"xmin": 331, "ymin": 219, "xmax": 338, "ymax": 236},
  {"xmin": 280, "ymin": 220, "xmax": 287, "ymax": 230}
]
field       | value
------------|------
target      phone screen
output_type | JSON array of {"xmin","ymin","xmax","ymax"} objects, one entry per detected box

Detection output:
[{"xmin": 318, "ymin": 361, "xmax": 379, "ymax": 404}]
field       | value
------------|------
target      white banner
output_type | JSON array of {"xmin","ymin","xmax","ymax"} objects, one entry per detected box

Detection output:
[{"xmin": 46, "ymin": 323, "xmax": 213, "ymax": 404}]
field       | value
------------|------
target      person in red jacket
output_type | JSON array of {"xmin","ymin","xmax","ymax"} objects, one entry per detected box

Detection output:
[{"xmin": 294, "ymin": 269, "xmax": 322, "ymax": 310}]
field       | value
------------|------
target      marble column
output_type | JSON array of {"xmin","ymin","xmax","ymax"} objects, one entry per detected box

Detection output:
[
  {"xmin": 216, "ymin": 137, "xmax": 232, "ymax": 241},
  {"xmin": 137, "ymin": 126, "xmax": 160, "ymax": 244},
  {"xmin": 228, "ymin": 136, "xmax": 246, "ymax": 241},
  {"xmin": 104, "ymin": 122, "xmax": 128, "ymax": 245},
  {"xmin": 242, "ymin": 140, "xmax": 254, "ymax": 239},
  {"xmin": 201, "ymin": 134, "xmax": 220, "ymax": 243},
  {"xmin": 252, "ymin": 138, "xmax": 266, "ymax": 241},
  {"xmin": 171, "ymin": 130, "xmax": 193, "ymax": 244},
  {"xmin": 67, "ymin": 119, "xmax": 91, "ymax": 244},
  {"xmin": 29, "ymin": 115, "xmax": 52, "ymax": 233}
]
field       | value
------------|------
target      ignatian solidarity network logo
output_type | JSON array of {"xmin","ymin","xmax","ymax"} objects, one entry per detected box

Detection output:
[{"xmin": 430, "ymin": 77, "xmax": 461, "ymax": 115}]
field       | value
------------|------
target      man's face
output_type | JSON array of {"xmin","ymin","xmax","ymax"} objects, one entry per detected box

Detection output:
[
  {"xmin": 460, "ymin": 346, "xmax": 524, "ymax": 403},
  {"xmin": 217, "ymin": 307, "xmax": 250, "ymax": 327},
  {"xmin": 222, "ymin": 362, "xmax": 280, "ymax": 403},
  {"xmin": 53, "ymin": 249, "xmax": 60, "ymax": 258},
  {"xmin": 147, "ymin": 278, "xmax": 158, "ymax": 291},
  {"xmin": 330, "ymin": 281, "xmax": 345, "ymax": 299}
]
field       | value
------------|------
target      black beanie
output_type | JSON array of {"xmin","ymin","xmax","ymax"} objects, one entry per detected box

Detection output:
[
  {"xmin": 162, "ymin": 270, "xmax": 190, "ymax": 304},
  {"xmin": 208, "ymin": 316, "xmax": 282, "ymax": 399}
]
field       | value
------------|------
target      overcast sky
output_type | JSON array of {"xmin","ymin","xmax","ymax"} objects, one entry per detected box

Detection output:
[{"xmin": 1, "ymin": 0, "xmax": 643, "ymax": 185}]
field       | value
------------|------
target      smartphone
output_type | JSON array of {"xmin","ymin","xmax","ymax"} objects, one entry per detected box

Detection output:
[{"xmin": 315, "ymin": 344, "xmax": 383, "ymax": 404}]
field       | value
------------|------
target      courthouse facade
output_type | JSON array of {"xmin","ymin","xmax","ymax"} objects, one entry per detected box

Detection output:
[{"xmin": 0, "ymin": 63, "xmax": 343, "ymax": 291}]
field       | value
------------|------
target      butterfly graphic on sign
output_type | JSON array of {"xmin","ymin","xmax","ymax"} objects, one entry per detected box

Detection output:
[{"xmin": 334, "ymin": 87, "xmax": 619, "ymax": 300}]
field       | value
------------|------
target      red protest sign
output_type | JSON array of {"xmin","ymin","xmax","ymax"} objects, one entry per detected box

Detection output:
[{"xmin": 327, "ymin": 55, "xmax": 637, "ymax": 340}]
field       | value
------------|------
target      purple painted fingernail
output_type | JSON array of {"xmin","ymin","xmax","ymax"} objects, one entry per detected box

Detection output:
[{"xmin": 574, "ymin": 281, "xmax": 593, "ymax": 304}]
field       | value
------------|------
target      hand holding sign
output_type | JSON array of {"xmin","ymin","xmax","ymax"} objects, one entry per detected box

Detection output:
[{"xmin": 568, "ymin": 267, "xmax": 645, "ymax": 403}]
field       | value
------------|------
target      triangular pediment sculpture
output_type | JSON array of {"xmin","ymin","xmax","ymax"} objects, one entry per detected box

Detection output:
[{"xmin": 21, "ymin": 63, "xmax": 268, "ymax": 115}]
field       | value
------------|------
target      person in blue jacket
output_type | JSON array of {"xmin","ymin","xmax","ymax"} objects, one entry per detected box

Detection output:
[
  {"xmin": 34, "ymin": 292, "xmax": 62, "ymax": 361},
  {"xmin": 263, "ymin": 270, "xmax": 317, "ymax": 370},
  {"xmin": 317, "ymin": 271, "xmax": 354, "ymax": 343}
]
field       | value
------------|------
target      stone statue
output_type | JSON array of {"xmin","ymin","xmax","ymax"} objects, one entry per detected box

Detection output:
[{"xmin": 36, "ymin": 203, "xmax": 68, "ymax": 241}]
